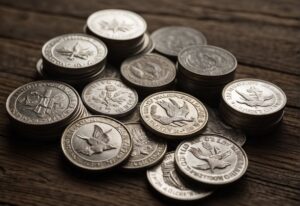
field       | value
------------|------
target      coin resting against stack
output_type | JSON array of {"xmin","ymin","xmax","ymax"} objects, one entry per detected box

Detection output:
[{"xmin": 6, "ymin": 8, "xmax": 287, "ymax": 202}]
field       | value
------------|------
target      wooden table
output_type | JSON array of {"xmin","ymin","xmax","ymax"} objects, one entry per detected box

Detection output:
[{"xmin": 0, "ymin": 1, "xmax": 299, "ymax": 205}]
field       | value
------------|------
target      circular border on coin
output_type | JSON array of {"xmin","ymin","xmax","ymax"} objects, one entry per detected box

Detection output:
[
  {"xmin": 175, "ymin": 134, "xmax": 248, "ymax": 186},
  {"xmin": 61, "ymin": 116, "xmax": 132, "ymax": 171},
  {"xmin": 140, "ymin": 91, "xmax": 208, "ymax": 139}
]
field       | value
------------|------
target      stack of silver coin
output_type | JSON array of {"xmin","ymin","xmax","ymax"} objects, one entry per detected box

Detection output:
[
  {"xmin": 177, "ymin": 45, "xmax": 237, "ymax": 105},
  {"xmin": 36, "ymin": 33, "xmax": 108, "ymax": 88},
  {"xmin": 6, "ymin": 81, "xmax": 89, "ymax": 140},
  {"xmin": 220, "ymin": 78, "xmax": 287, "ymax": 135},
  {"xmin": 85, "ymin": 9, "xmax": 154, "ymax": 64}
]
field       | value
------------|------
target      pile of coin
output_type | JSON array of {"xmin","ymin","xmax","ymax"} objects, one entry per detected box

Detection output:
[
  {"xmin": 220, "ymin": 78, "xmax": 287, "ymax": 135},
  {"xmin": 37, "ymin": 33, "xmax": 107, "ymax": 88},
  {"xmin": 177, "ymin": 45, "xmax": 237, "ymax": 105},
  {"xmin": 85, "ymin": 9, "xmax": 154, "ymax": 64},
  {"xmin": 6, "ymin": 81, "xmax": 88, "ymax": 140}
]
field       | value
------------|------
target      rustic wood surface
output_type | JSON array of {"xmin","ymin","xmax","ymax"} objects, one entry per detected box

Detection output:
[{"xmin": 0, "ymin": 0, "xmax": 299, "ymax": 205}]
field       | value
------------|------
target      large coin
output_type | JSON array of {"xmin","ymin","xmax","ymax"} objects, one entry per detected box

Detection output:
[
  {"xmin": 175, "ymin": 134, "xmax": 248, "ymax": 186},
  {"xmin": 178, "ymin": 45, "xmax": 237, "ymax": 80},
  {"xmin": 147, "ymin": 152, "xmax": 213, "ymax": 201},
  {"xmin": 6, "ymin": 80, "xmax": 79, "ymax": 125},
  {"xmin": 222, "ymin": 78, "xmax": 287, "ymax": 116},
  {"xmin": 82, "ymin": 79, "xmax": 138, "ymax": 117},
  {"xmin": 42, "ymin": 33, "xmax": 107, "ymax": 71},
  {"xmin": 122, "ymin": 123, "xmax": 167, "ymax": 169},
  {"xmin": 121, "ymin": 53, "xmax": 176, "ymax": 90},
  {"xmin": 61, "ymin": 116, "xmax": 132, "ymax": 170},
  {"xmin": 87, "ymin": 9, "xmax": 147, "ymax": 41},
  {"xmin": 151, "ymin": 26, "xmax": 207, "ymax": 58},
  {"xmin": 140, "ymin": 91, "xmax": 208, "ymax": 139}
]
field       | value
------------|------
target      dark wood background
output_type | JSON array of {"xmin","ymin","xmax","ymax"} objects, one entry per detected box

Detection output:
[{"xmin": 0, "ymin": 0, "xmax": 299, "ymax": 205}]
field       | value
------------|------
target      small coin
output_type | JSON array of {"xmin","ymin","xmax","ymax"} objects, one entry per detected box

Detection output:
[
  {"xmin": 140, "ymin": 91, "xmax": 208, "ymax": 139},
  {"xmin": 82, "ymin": 79, "xmax": 138, "ymax": 117},
  {"xmin": 151, "ymin": 26, "xmax": 207, "ymax": 58},
  {"xmin": 175, "ymin": 134, "xmax": 248, "ymax": 186},
  {"xmin": 121, "ymin": 53, "xmax": 176, "ymax": 89},
  {"xmin": 147, "ymin": 152, "xmax": 213, "ymax": 201},
  {"xmin": 222, "ymin": 78, "xmax": 287, "ymax": 116},
  {"xmin": 61, "ymin": 116, "xmax": 132, "ymax": 170},
  {"xmin": 203, "ymin": 106, "xmax": 246, "ymax": 146},
  {"xmin": 122, "ymin": 123, "xmax": 167, "ymax": 169},
  {"xmin": 6, "ymin": 80, "xmax": 79, "ymax": 125},
  {"xmin": 42, "ymin": 33, "xmax": 107, "ymax": 70},
  {"xmin": 87, "ymin": 9, "xmax": 147, "ymax": 41},
  {"xmin": 178, "ymin": 45, "xmax": 237, "ymax": 78}
]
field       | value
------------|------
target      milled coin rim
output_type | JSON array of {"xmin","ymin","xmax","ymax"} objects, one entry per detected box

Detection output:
[
  {"xmin": 81, "ymin": 78, "xmax": 139, "ymax": 117},
  {"xmin": 61, "ymin": 115, "xmax": 133, "ymax": 171},
  {"xmin": 140, "ymin": 91, "xmax": 208, "ymax": 138},
  {"xmin": 174, "ymin": 133, "xmax": 249, "ymax": 186},
  {"xmin": 222, "ymin": 78, "xmax": 287, "ymax": 116}
]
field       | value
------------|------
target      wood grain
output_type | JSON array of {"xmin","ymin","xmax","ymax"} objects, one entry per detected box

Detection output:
[{"xmin": 0, "ymin": 1, "xmax": 299, "ymax": 206}]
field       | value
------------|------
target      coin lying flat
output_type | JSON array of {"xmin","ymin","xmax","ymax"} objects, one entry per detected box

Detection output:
[
  {"xmin": 175, "ymin": 134, "xmax": 248, "ymax": 186},
  {"xmin": 121, "ymin": 53, "xmax": 176, "ymax": 91},
  {"xmin": 87, "ymin": 9, "xmax": 147, "ymax": 41},
  {"xmin": 151, "ymin": 26, "xmax": 207, "ymax": 58},
  {"xmin": 82, "ymin": 79, "xmax": 138, "ymax": 117},
  {"xmin": 122, "ymin": 123, "xmax": 167, "ymax": 169},
  {"xmin": 147, "ymin": 152, "xmax": 213, "ymax": 201},
  {"xmin": 140, "ymin": 91, "xmax": 208, "ymax": 139},
  {"xmin": 61, "ymin": 116, "xmax": 132, "ymax": 170}
]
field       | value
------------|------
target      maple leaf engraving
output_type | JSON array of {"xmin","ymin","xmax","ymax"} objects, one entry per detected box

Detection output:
[
  {"xmin": 56, "ymin": 42, "xmax": 93, "ymax": 61},
  {"xmin": 99, "ymin": 19, "xmax": 133, "ymax": 33}
]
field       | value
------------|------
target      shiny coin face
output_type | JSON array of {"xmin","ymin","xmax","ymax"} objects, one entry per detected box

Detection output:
[
  {"xmin": 82, "ymin": 79, "xmax": 138, "ymax": 117},
  {"xmin": 203, "ymin": 106, "xmax": 246, "ymax": 146},
  {"xmin": 122, "ymin": 123, "xmax": 167, "ymax": 169},
  {"xmin": 87, "ymin": 9, "xmax": 147, "ymax": 41},
  {"xmin": 178, "ymin": 45, "xmax": 237, "ymax": 77},
  {"xmin": 147, "ymin": 152, "xmax": 213, "ymax": 201},
  {"xmin": 42, "ymin": 33, "xmax": 107, "ymax": 69},
  {"xmin": 140, "ymin": 91, "xmax": 208, "ymax": 139},
  {"xmin": 6, "ymin": 81, "xmax": 78, "ymax": 125},
  {"xmin": 61, "ymin": 116, "xmax": 132, "ymax": 170},
  {"xmin": 151, "ymin": 26, "xmax": 207, "ymax": 57},
  {"xmin": 222, "ymin": 79, "xmax": 287, "ymax": 115},
  {"xmin": 175, "ymin": 134, "xmax": 248, "ymax": 185},
  {"xmin": 121, "ymin": 54, "xmax": 176, "ymax": 88}
]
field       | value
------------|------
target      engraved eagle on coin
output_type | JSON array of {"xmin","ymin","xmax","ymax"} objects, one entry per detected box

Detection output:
[
  {"xmin": 56, "ymin": 41, "xmax": 94, "ymax": 61},
  {"xmin": 130, "ymin": 127, "xmax": 153, "ymax": 156},
  {"xmin": 150, "ymin": 98, "xmax": 194, "ymax": 127},
  {"xmin": 235, "ymin": 86, "xmax": 275, "ymax": 107},
  {"xmin": 130, "ymin": 62, "xmax": 162, "ymax": 80},
  {"xmin": 189, "ymin": 142, "xmax": 232, "ymax": 173},
  {"xmin": 77, "ymin": 124, "xmax": 116, "ymax": 156}
]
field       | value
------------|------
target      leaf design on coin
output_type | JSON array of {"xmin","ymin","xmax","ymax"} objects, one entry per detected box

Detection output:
[
  {"xmin": 56, "ymin": 42, "xmax": 93, "ymax": 61},
  {"xmin": 92, "ymin": 85, "xmax": 127, "ymax": 108},
  {"xmin": 235, "ymin": 86, "xmax": 275, "ymax": 107},
  {"xmin": 150, "ymin": 98, "xmax": 194, "ymax": 127},
  {"xmin": 77, "ymin": 125, "xmax": 116, "ymax": 156},
  {"xmin": 131, "ymin": 127, "xmax": 153, "ymax": 156},
  {"xmin": 131, "ymin": 62, "xmax": 162, "ymax": 80},
  {"xmin": 189, "ymin": 142, "xmax": 232, "ymax": 173},
  {"xmin": 161, "ymin": 157, "xmax": 186, "ymax": 190},
  {"xmin": 99, "ymin": 19, "xmax": 133, "ymax": 33}
]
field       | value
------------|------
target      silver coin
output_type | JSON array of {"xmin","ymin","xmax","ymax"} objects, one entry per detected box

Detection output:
[
  {"xmin": 6, "ymin": 80, "xmax": 78, "ymax": 125},
  {"xmin": 87, "ymin": 9, "xmax": 147, "ymax": 41},
  {"xmin": 178, "ymin": 45, "xmax": 237, "ymax": 78},
  {"xmin": 203, "ymin": 106, "xmax": 246, "ymax": 146},
  {"xmin": 147, "ymin": 152, "xmax": 213, "ymax": 201},
  {"xmin": 222, "ymin": 78, "xmax": 287, "ymax": 116},
  {"xmin": 151, "ymin": 26, "xmax": 207, "ymax": 57},
  {"xmin": 120, "ymin": 103, "xmax": 141, "ymax": 123},
  {"xmin": 42, "ymin": 33, "xmax": 107, "ymax": 70},
  {"xmin": 61, "ymin": 116, "xmax": 132, "ymax": 170},
  {"xmin": 82, "ymin": 79, "xmax": 138, "ymax": 117},
  {"xmin": 122, "ymin": 123, "xmax": 167, "ymax": 169},
  {"xmin": 175, "ymin": 134, "xmax": 248, "ymax": 186},
  {"xmin": 140, "ymin": 91, "xmax": 208, "ymax": 139},
  {"xmin": 121, "ymin": 53, "xmax": 176, "ymax": 89}
]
